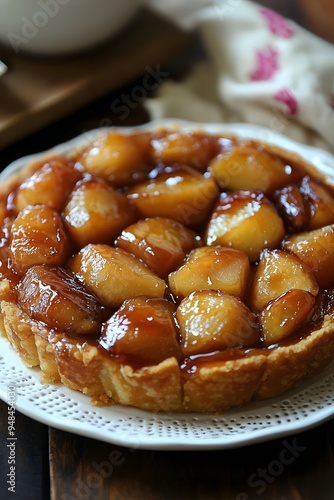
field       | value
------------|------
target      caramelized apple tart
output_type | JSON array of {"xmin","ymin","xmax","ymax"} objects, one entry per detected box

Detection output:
[{"xmin": 1, "ymin": 125, "xmax": 334, "ymax": 413}]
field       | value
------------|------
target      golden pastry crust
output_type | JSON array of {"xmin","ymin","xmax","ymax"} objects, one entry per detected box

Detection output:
[
  {"xmin": 255, "ymin": 315, "xmax": 334, "ymax": 400},
  {"xmin": 101, "ymin": 356, "xmax": 183, "ymax": 412},
  {"xmin": 1, "ymin": 298, "xmax": 334, "ymax": 413},
  {"xmin": 182, "ymin": 354, "xmax": 267, "ymax": 412},
  {"xmin": 2, "ymin": 301, "xmax": 41, "ymax": 368},
  {"xmin": 1, "ymin": 125, "xmax": 334, "ymax": 414}
]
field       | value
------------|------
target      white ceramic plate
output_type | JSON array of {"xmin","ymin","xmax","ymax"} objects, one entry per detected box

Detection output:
[{"xmin": 1, "ymin": 119, "xmax": 334, "ymax": 450}]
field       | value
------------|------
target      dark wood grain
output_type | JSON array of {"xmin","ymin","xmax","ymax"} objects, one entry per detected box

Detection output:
[
  {"xmin": 48, "ymin": 421, "xmax": 334, "ymax": 500},
  {"xmin": 0, "ymin": 401, "xmax": 49, "ymax": 500},
  {"xmin": 0, "ymin": 8, "xmax": 193, "ymax": 150}
]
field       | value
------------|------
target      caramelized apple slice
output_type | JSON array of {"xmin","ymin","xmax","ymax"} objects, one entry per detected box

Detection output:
[
  {"xmin": 15, "ymin": 157, "xmax": 82, "ymax": 212},
  {"xmin": 283, "ymin": 224, "xmax": 334, "ymax": 287},
  {"xmin": 150, "ymin": 131, "xmax": 221, "ymax": 171},
  {"xmin": 116, "ymin": 217, "xmax": 200, "ymax": 278},
  {"xmin": 17, "ymin": 265, "xmax": 103, "ymax": 335},
  {"xmin": 272, "ymin": 184, "xmax": 309, "ymax": 233},
  {"xmin": 168, "ymin": 246, "xmax": 250, "ymax": 300},
  {"xmin": 300, "ymin": 176, "xmax": 334, "ymax": 229},
  {"xmin": 249, "ymin": 249, "xmax": 319, "ymax": 311},
  {"xmin": 63, "ymin": 178, "xmax": 135, "ymax": 248},
  {"xmin": 10, "ymin": 205, "xmax": 70, "ymax": 273},
  {"xmin": 176, "ymin": 290, "xmax": 258, "ymax": 356},
  {"xmin": 127, "ymin": 165, "xmax": 219, "ymax": 227},
  {"xmin": 68, "ymin": 244, "xmax": 166, "ymax": 308},
  {"xmin": 205, "ymin": 191, "xmax": 285, "ymax": 262},
  {"xmin": 76, "ymin": 132, "xmax": 151, "ymax": 187},
  {"xmin": 0, "ymin": 195, "xmax": 7, "ymax": 228},
  {"xmin": 0, "ymin": 218, "xmax": 18, "ymax": 284},
  {"xmin": 99, "ymin": 296, "xmax": 181, "ymax": 364},
  {"xmin": 260, "ymin": 289, "xmax": 315, "ymax": 346},
  {"xmin": 210, "ymin": 144, "xmax": 300, "ymax": 193}
]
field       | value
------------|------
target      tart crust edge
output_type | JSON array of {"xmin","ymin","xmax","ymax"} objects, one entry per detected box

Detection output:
[
  {"xmin": 1, "ymin": 131, "xmax": 334, "ymax": 413},
  {"xmin": 1, "ymin": 299, "xmax": 334, "ymax": 413}
]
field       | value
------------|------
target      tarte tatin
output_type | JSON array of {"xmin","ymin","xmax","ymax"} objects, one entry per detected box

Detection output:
[{"xmin": 1, "ymin": 124, "xmax": 334, "ymax": 413}]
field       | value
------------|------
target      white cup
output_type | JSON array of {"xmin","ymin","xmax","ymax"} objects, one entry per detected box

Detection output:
[{"xmin": 0, "ymin": 0, "xmax": 141, "ymax": 56}]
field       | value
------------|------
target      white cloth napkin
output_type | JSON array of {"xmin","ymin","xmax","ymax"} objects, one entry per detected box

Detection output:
[{"xmin": 145, "ymin": 0, "xmax": 334, "ymax": 153}]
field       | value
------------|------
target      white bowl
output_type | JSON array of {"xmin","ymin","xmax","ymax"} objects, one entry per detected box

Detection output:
[{"xmin": 0, "ymin": 0, "xmax": 141, "ymax": 56}]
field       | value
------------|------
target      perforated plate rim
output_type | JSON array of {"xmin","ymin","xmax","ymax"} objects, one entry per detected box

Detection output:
[{"xmin": 0, "ymin": 120, "xmax": 334, "ymax": 450}]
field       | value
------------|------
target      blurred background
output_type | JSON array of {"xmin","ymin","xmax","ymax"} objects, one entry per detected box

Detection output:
[{"xmin": 0, "ymin": 0, "xmax": 333, "ymax": 169}]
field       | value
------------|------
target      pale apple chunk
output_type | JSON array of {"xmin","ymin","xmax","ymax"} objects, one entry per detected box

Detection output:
[
  {"xmin": 68, "ymin": 244, "xmax": 166, "ymax": 307},
  {"xmin": 168, "ymin": 246, "xmax": 250, "ymax": 299},
  {"xmin": 63, "ymin": 178, "xmax": 135, "ymax": 248},
  {"xmin": 99, "ymin": 297, "xmax": 181, "ymax": 364},
  {"xmin": 76, "ymin": 132, "xmax": 151, "ymax": 187},
  {"xmin": 205, "ymin": 191, "xmax": 285, "ymax": 262},
  {"xmin": 116, "ymin": 217, "xmax": 200, "ymax": 278},
  {"xmin": 150, "ymin": 131, "xmax": 221, "ymax": 171},
  {"xmin": 176, "ymin": 290, "xmax": 258, "ymax": 356},
  {"xmin": 127, "ymin": 166, "xmax": 219, "ymax": 227},
  {"xmin": 10, "ymin": 205, "xmax": 70, "ymax": 273},
  {"xmin": 17, "ymin": 265, "xmax": 103, "ymax": 336},
  {"xmin": 249, "ymin": 249, "xmax": 318, "ymax": 311},
  {"xmin": 300, "ymin": 176, "xmax": 334, "ymax": 229},
  {"xmin": 15, "ymin": 157, "xmax": 82, "ymax": 212},
  {"xmin": 260, "ymin": 289, "xmax": 315, "ymax": 346},
  {"xmin": 209, "ymin": 145, "xmax": 300, "ymax": 193},
  {"xmin": 283, "ymin": 224, "xmax": 334, "ymax": 287}
]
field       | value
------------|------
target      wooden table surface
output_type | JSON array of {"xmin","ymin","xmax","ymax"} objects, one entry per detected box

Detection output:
[{"xmin": 0, "ymin": 2, "xmax": 334, "ymax": 499}]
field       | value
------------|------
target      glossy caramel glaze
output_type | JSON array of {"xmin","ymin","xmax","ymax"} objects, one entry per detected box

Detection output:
[{"xmin": 1, "ymin": 129, "xmax": 334, "ymax": 385}]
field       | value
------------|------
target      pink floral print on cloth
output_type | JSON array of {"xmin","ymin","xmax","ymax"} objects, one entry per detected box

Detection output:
[
  {"xmin": 260, "ymin": 8, "xmax": 294, "ymax": 39},
  {"xmin": 274, "ymin": 88, "xmax": 298, "ymax": 116},
  {"xmin": 249, "ymin": 46, "xmax": 280, "ymax": 81},
  {"xmin": 331, "ymin": 96, "xmax": 334, "ymax": 110}
]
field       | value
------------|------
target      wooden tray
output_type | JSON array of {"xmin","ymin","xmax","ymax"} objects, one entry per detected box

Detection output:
[{"xmin": 0, "ymin": 9, "xmax": 190, "ymax": 150}]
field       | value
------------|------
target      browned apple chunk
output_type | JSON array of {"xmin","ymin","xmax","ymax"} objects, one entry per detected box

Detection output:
[
  {"xmin": 116, "ymin": 217, "xmax": 200, "ymax": 278},
  {"xmin": 271, "ymin": 184, "xmax": 309, "ymax": 233},
  {"xmin": 168, "ymin": 246, "xmax": 250, "ymax": 300},
  {"xmin": 17, "ymin": 265, "xmax": 103, "ymax": 335},
  {"xmin": 10, "ymin": 205, "xmax": 70, "ymax": 273},
  {"xmin": 127, "ymin": 166, "xmax": 219, "ymax": 227},
  {"xmin": 0, "ymin": 217, "xmax": 18, "ymax": 284},
  {"xmin": 283, "ymin": 225, "xmax": 334, "ymax": 287},
  {"xmin": 176, "ymin": 290, "xmax": 258, "ymax": 356},
  {"xmin": 249, "ymin": 249, "xmax": 319, "ymax": 311},
  {"xmin": 76, "ymin": 132, "xmax": 151, "ymax": 187},
  {"xmin": 68, "ymin": 244, "xmax": 166, "ymax": 307},
  {"xmin": 150, "ymin": 131, "xmax": 221, "ymax": 171},
  {"xmin": 260, "ymin": 289, "xmax": 315, "ymax": 346},
  {"xmin": 300, "ymin": 176, "xmax": 334, "ymax": 229},
  {"xmin": 205, "ymin": 191, "xmax": 285, "ymax": 262},
  {"xmin": 15, "ymin": 157, "xmax": 82, "ymax": 213},
  {"xmin": 210, "ymin": 145, "xmax": 300, "ymax": 193},
  {"xmin": 63, "ymin": 178, "xmax": 135, "ymax": 248},
  {"xmin": 0, "ymin": 195, "xmax": 7, "ymax": 228},
  {"xmin": 99, "ymin": 296, "xmax": 181, "ymax": 364}
]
